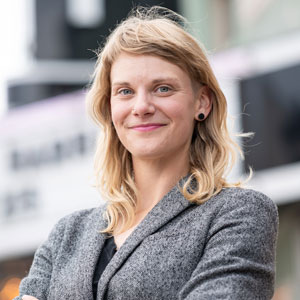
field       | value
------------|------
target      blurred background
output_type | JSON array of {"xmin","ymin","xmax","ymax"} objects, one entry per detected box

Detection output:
[{"xmin": 0, "ymin": 0, "xmax": 300, "ymax": 299}]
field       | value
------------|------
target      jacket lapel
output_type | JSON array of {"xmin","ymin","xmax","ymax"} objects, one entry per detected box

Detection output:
[
  {"xmin": 97, "ymin": 176, "xmax": 194, "ymax": 299},
  {"xmin": 74, "ymin": 207, "xmax": 108, "ymax": 299}
]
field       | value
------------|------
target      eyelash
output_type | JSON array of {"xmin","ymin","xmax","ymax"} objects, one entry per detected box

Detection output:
[
  {"xmin": 156, "ymin": 86, "xmax": 171, "ymax": 93},
  {"xmin": 118, "ymin": 88, "xmax": 133, "ymax": 95},
  {"xmin": 116, "ymin": 85, "xmax": 173, "ymax": 96}
]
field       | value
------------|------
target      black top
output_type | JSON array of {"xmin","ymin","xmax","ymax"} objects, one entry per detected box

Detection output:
[{"xmin": 93, "ymin": 237, "xmax": 117, "ymax": 299}]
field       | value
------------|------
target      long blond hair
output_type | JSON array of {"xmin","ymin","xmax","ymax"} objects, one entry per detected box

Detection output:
[{"xmin": 86, "ymin": 6, "xmax": 250, "ymax": 234}]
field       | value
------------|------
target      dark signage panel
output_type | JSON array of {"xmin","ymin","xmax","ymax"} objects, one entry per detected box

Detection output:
[
  {"xmin": 8, "ymin": 83, "xmax": 83, "ymax": 108},
  {"xmin": 35, "ymin": 0, "xmax": 179, "ymax": 60},
  {"xmin": 240, "ymin": 64, "xmax": 300, "ymax": 171}
]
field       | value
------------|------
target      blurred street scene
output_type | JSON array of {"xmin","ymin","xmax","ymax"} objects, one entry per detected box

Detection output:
[{"xmin": 0, "ymin": 0, "xmax": 300, "ymax": 299}]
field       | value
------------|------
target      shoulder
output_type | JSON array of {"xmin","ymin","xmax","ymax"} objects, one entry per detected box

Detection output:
[
  {"xmin": 55, "ymin": 205, "xmax": 106, "ymax": 228},
  {"xmin": 202, "ymin": 187, "xmax": 279, "ymax": 237},
  {"xmin": 187, "ymin": 187, "xmax": 278, "ymax": 238},
  {"xmin": 204, "ymin": 187, "xmax": 278, "ymax": 217},
  {"xmin": 44, "ymin": 206, "xmax": 106, "ymax": 247}
]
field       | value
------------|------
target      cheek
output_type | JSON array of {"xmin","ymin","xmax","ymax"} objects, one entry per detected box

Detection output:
[
  {"xmin": 165, "ymin": 101, "xmax": 195, "ymax": 124},
  {"xmin": 111, "ymin": 102, "xmax": 127, "ymax": 126},
  {"xmin": 169, "ymin": 102, "xmax": 196, "ymax": 135}
]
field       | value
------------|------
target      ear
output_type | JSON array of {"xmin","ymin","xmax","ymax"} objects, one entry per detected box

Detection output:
[{"xmin": 194, "ymin": 86, "xmax": 212, "ymax": 121}]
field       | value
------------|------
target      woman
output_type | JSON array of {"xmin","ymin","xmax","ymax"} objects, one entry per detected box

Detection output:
[{"xmin": 16, "ymin": 6, "xmax": 278, "ymax": 300}]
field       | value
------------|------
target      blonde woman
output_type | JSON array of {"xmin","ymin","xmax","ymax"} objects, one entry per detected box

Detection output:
[{"xmin": 17, "ymin": 6, "xmax": 278, "ymax": 300}]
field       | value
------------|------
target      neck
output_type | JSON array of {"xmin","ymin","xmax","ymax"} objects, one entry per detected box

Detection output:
[{"xmin": 132, "ymin": 151, "xmax": 190, "ymax": 213}]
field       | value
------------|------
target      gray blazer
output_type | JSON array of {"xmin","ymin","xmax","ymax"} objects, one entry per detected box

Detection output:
[{"xmin": 14, "ymin": 183, "xmax": 278, "ymax": 300}]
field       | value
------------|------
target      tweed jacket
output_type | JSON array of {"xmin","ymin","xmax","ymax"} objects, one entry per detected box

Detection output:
[{"xmin": 14, "ymin": 182, "xmax": 278, "ymax": 300}]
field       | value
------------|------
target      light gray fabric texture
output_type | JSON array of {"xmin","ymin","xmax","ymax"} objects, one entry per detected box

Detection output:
[{"xmin": 14, "ymin": 182, "xmax": 278, "ymax": 300}]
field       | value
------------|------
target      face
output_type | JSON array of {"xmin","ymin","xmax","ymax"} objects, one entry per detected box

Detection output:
[{"xmin": 110, "ymin": 53, "xmax": 211, "ymax": 161}]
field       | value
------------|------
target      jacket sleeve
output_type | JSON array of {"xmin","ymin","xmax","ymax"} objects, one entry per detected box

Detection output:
[
  {"xmin": 178, "ymin": 189, "xmax": 278, "ymax": 300},
  {"xmin": 13, "ymin": 217, "xmax": 67, "ymax": 300}
]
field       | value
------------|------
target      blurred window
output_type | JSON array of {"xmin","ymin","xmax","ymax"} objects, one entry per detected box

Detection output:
[
  {"xmin": 35, "ymin": 0, "xmax": 178, "ymax": 60},
  {"xmin": 240, "ymin": 64, "xmax": 300, "ymax": 171},
  {"xmin": 181, "ymin": 0, "xmax": 300, "ymax": 50}
]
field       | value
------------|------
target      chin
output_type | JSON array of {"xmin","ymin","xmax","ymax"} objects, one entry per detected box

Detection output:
[{"xmin": 129, "ymin": 147, "xmax": 167, "ymax": 160}]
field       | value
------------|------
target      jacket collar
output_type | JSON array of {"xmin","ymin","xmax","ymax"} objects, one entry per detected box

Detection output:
[
  {"xmin": 97, "ymin": 175, "xmax": 194, "ymax": 299},
  {"xmin": 74, "ymin": 207, "xmax": 108, "ymax": 299}
]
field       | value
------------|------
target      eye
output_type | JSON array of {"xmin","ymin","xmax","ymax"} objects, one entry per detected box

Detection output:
[
  {"xmin": 156, "ymin": 86, "xmax": 171, "ymax": 93},
  {"xmin": 119, "ymin": 88, "xmax": 133, "ymax": 95}
]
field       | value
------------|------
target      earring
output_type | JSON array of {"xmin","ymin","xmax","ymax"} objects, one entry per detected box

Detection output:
[{"xmin": 198, "ymin": 113, "xmax": 205, "ymax": 121}]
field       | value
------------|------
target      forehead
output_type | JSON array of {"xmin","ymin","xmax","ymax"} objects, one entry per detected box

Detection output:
[{"xmin": 110, "ymin": 52, "xmax": 192, "ymax": 85}]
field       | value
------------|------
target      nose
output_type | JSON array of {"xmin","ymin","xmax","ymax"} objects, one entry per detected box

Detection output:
[{"xmin": 131, "ymin": 90, "xmax": 155, "ymax": 116}]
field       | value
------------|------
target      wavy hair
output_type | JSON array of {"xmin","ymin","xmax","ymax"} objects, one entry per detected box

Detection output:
[{"xmin": 86, "ymin": 6, "xmax": 251, "ymax": 234}]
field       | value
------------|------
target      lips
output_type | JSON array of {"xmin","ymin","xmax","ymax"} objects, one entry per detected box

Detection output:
[{"xmin": 130, "ymin": 123, "xmax": 167, "ymax": 132}]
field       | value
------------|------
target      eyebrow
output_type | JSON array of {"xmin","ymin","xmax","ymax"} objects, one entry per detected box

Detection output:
[
  {"xmin": 152, "ymin": 77, "xmax": 181, "ymax": 85},
  {"xmin": 111, "ymin": 77, "xmax": 181, "ymax": 87},
  {"xmin": 111, "ymin": 81, "xmax": 130, "ymax": 87}
]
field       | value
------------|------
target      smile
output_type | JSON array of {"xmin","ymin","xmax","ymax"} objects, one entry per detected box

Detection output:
[{"xmin": 130, "ymin": 124, "xmax": 166, "ymax": 132}]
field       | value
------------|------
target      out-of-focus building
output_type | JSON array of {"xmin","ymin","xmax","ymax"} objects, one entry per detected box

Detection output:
[{"xmin": 0, "ymin": 0, "xmax": 299, "ymax": 299}]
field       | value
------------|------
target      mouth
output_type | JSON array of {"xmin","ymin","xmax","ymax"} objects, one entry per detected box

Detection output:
[{"xmin": 130, "ymin": 123, "xmax": 167, "ymax": 132}]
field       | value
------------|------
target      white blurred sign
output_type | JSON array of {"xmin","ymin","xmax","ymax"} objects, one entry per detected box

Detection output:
[
  {"xmin": 0, "ymin": 91, "xmax": 102, "ymax": 259},
  {"xmin": 66, "ymin": 0, "xmax": 105, "ymax": 28}
]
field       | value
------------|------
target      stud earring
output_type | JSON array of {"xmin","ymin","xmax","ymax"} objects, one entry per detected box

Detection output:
[{"xmin": 198, "ymin": 113, "xmax": 205, "ymax": 121}]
